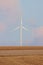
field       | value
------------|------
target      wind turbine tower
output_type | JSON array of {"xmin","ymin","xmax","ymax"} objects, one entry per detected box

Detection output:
[{"xmin": 11, "ymin": 17, "xmax": 28, "ymax": 46}]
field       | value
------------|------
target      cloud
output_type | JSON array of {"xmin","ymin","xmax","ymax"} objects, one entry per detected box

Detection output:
[
  {"xmin": 33, "ymin": 26, "xmax": 43, "ymax": 43},
  {"xmin": 0, "ymin": 0, "xmax": 20, "ymax": 8},
  {"xmin": 0, "ymin": 0, "xmax": 22, "ymax": 24},
  {"xmin": 0, "ymin": 23, "xmax": 6, "ymax": 32},
  {"xmin": 34, "ymin": 26, "xmax": 43, "ymax": 37}
]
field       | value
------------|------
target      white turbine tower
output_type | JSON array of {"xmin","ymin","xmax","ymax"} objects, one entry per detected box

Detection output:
[{"xmin": 11, "ymin": 17, "xmax": 28, "ymax": 46}]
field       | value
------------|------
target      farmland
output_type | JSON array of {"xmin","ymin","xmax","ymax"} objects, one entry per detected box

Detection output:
[
  {"xmin": 0, "ymin": 46, "xmax": 43, "ymax": 50},
  {"xmin": 0, "ymin": 55, "xmax": 43, "ymax": 65},
  {"xmin": 0, "ymin": 46, "xmax": 43, "ymax": 65}
]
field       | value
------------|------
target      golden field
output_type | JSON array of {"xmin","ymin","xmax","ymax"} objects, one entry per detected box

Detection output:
[
  {"xmin": 0, "ymin": 46, "xmax": 43, "ymax": 65},
  {"xmin": 0, "ymin": 55, "xmax": 43, "ymax": 65},
  {"xmin": 0, "ymin": 46, "xmax": 43, "ymax": 50}
]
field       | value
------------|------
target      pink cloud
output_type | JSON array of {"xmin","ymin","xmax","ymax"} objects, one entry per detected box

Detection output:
[
  {"xmin": 0, "ymin": 0, "xmax": 21, "ymax": 15},
  {"xmin": 32, "ymin": 26, "xmax": 43, "ymax": 43},
  {"xmin": 0, "ymin": 23, "xmax": 6, "ymax": 32},
  {"xmin": 0, "ymin": 0, "xmax": 22, "ymax": 24},
  {"xmin": 0, "ymin": 0, "xmax": 20, "ymax": 8},
  {"xmin": 34, "ymin": 26, "xmax": 43, "ymax": 37}
]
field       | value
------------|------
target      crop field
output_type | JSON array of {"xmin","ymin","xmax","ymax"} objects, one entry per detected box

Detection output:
[{"xmin": 0, "ymin": 55, "xmax": 43, "ymax": 65}]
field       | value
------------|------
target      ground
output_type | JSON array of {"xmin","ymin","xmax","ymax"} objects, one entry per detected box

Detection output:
[{"xmin": 0, "ymin": 55, "xmax": 43, "ymax": 65}]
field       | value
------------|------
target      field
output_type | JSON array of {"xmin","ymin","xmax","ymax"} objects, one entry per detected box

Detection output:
[
  {"xmin": 0, "ymin": 55, "xmax": 43, "ymax": 65},
  {"xmin": 0, "ymin": 46, "xmax": 43, "ymax": 50},
  {"xmin": 0, "ymin": 46, "xmax": 43, "ymax": 65}
]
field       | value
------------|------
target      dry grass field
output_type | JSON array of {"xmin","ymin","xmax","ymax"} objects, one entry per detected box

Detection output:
[
  {"xmin": 0, "ymin": 46, "xmax": 43, "ymax": 50},
  {"xmin": 0, "ymin": 46, "xmax": 43, "ymax": 65},
  {"xmin": 0, "ymin": 55, "xmax": 43, "ymax": 65}
]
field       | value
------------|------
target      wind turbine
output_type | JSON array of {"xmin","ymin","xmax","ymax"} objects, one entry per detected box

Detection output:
[{"xmin": 11, "ymin": 17, "xmax": 28, "ymax": 46}]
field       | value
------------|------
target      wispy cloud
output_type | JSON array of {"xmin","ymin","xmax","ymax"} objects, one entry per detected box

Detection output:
[
  {"xmin": 0, "ymin": 0, "xmax": 22, "ymax": 32},
  {"xmin": 33, "ymin": 26, "xmax": 43, "ymax": 44},
  {"xmin": 0, "ymin": 22, "xmax": 6, "ymax": 32},
  {"xmin": 0, "ymin": 0, "xmax": 21, "ymax": 24},
  {"xmin": 0, "ymin": 0, "xmax": 20, "ymax": 9},
  {"xmin": 34, "ymin": 26, "xmax": 43, "ymax": 37}
]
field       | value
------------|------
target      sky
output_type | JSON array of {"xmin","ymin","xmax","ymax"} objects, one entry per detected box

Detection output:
[{"xmin": 0, "ymin": 0, "xmax": 43, "ymax": 46}]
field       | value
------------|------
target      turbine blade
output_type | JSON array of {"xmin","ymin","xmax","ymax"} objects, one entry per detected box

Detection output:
[
  {"xmin": 11, "ymin": 26, "xmax": 20, "ymax": 32},
  {"xmin": 23, "ymin": 26, "xmax": 28, "ymax": 31}
]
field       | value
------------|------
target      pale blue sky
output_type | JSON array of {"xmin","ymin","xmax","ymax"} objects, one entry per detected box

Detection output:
[{"xmin": 0, "ymin": 0, "xmax": 43, "ymax": 46}]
